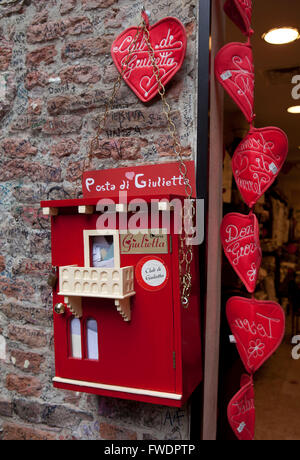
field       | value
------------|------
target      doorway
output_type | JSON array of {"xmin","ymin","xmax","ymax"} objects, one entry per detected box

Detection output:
[{"xmin": 218, "ymin": 0, "xmax": 300, "ymax": 441}]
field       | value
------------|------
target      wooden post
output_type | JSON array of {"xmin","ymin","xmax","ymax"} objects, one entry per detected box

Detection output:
[{"xmin": 201, "ymin": 0, "xmax": 225, "ymax": 441}]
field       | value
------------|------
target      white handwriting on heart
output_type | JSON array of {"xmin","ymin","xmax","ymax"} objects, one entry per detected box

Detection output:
[
  {"xmin": 140, "ymin": 69, "xmax": 168, "ymax": 98},
  {"xmin": 235, "ymin": 154, "xmax": 249, "ymax": 176},
  {"xmin": 233, "ymin": 312, "xmax": 281, "ymax": 368},
  {"xmin": 227, "ymin": 55, "xmax": 254, "ymax": 118},
  {"xmin": 113, "ymin": 27, "xmax": 183, "ymax": 97},
  {"xmin": 234, "ymin": 312, "xmax": 280, "ymax": 340},
  {"xmin": 224, "ymin": 223, "xmax": 258, "ymax": 267}
]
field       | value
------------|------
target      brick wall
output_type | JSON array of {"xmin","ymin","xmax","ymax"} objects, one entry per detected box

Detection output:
[{"xmin": 0, "ymin": 0, "xmax": 198, "ymax": 440}]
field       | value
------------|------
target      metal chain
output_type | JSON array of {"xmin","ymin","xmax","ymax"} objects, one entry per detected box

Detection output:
[
  {"xmin": 140, "ymin": 13, "xmax": 195, "ymax": 308},
  {"xmin": 85, "ymin": 10, "xmax": 195, "ymax": 308}
]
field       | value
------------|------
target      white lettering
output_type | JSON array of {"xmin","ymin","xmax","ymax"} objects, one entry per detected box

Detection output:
[
  {"xmin": 135, "ymin": 173, "xmax": 146, "ymax": 189},
  {"xmin": 234, "ymin": 312, "xmax": 280, "ymax": 339},
  {"xmin": 85, "ymin": 177, "xmax": 94, "ymax": 192},
  {"xmin": 292, "ymin": 75, "xmax": 300, "ymax": 100}
]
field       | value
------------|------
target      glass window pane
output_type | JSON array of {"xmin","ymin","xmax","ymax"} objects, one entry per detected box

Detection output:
[
  {"xmin": 86, "ymin": 319, "xmax": 99, "ymax": 360},
  {"xmin": 92, "ymin": 235, "xmax": 114, "ymax": 268},
  {"xmin": 70, "ymin": 318, "xmax": 82, "ymax": 359}
]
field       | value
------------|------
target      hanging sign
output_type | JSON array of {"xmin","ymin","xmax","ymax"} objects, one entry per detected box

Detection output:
[
  {"xmin": 111, "ymin": 15, "xmax": 187, "ymax": 102},
  {"xmin": 220, "ymin": 212, "xmax": 262, "ymax": 293},
  {"xmin": 227, "ymin": 374, "xmax": 256, "ymax": 441},
  {"xmin": 215, "ymin": 42, "xmax": 255, "ymax": 123},
  {"xmin": 82, "ymin": 161, "xmax": 196, "ymax": 199},
  {"xmin": 226, "ymin": 297, "xmax": 285, "ymax": 374},
  {"xmin": 232, "ymin": 127, "xmax": 289, "ymax": 208},
  {"xmin": 120, "ymin": 230, "xmax": 168, "ymax": 255}
]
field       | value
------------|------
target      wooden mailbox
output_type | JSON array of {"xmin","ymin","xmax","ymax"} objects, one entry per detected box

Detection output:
[{"xmin": 41, "ymin": 162, "xmax": 202, "ymax": 407}]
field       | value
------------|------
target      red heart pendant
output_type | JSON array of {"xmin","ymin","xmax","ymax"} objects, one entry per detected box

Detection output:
[
  {"xmin": 232, "ymin": 127, "xmax": 289, "ymax": 208},
  {"xmin": 111, "ymin": 16, "xmax": 187, "ymax": 103},
  {"xmin": 215, "ymin": 42, "xmax": 255, "ymax": 123},
  {"xmin": 220, "ymin": 213, "xmax": 262, "ymax": 293},
  {"xmin": 227, "ymin": 374, "xmax": 255, "ymax": 441},
  {"xmin": 226, "ymin": 297, "xmax": 285, "ymax": 373},
  {"xmin": 224, "ymin": 0, "xmax": 253, "ymax": 36}
]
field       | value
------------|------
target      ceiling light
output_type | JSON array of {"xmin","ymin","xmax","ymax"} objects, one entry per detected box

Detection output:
[
  {"xmin": 262, "ymin": 27, "xmax": 300, "ymax": 45},
  {"xmin": 288, "ymin": 106, "xmax": 300, "ymax": 114}
]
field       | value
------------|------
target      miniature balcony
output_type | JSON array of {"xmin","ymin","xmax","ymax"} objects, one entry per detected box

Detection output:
[
  {"xmin": 58, "ymin": 266, "xmax": 135, "ymax": 322},
  {"xmin": 59, "ymin": 266, "xmax": 135, "ymax": 299}
]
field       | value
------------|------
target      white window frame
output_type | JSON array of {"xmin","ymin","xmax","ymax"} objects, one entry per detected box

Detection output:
[{"xmin": 83, "ymin": 229, "xmax": 120, "ymax": 269}]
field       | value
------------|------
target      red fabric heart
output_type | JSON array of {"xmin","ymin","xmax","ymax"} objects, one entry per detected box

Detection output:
[
  {"xmin": 111, "ymin": 16, "xmax": 187, "ymax": 103},
  {"xmin": 220, "ymin": 212, "xmax": 262, "ymax": 293},
  {"xmin": 215, "ymin": 42, "xmax": 255, "ymax": 123},
  {"xmin": 232, "ymin": 126, "xmax": 289, "ymax": 208},
  {"xmin": 224, "ymin": 0, "xmax": 253, "ymax": 36},
  {"xmin": 227, "ymin": 374, "xmax": 255, "ymax": 441},
  {"xmin": 226, "ymin": 297, "xmax": 285, "ymax": 373}
]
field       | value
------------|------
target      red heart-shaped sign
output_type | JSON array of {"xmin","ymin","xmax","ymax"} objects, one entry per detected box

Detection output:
[
  {"xmin": 226, "ymin": 297, "xmax": 285, "ymax": 374},
  {"xmin": 227, "ymin": 374, "xmax": 255, "ymax": 441},
  {"xmin": 215, "ymin": 42, "xmax": 255, "ymax": 123},
  {"xmin": 111, "ymin": 16, "xmax": 187, "ymax": 103},
  {"xmin": 224, "ymin": 0, "xmax": 253, "ymax": 36},
  {"xmin": 232, "ymin": 127, "xmax": 289, "ymax": 208},
  {"xmin": 220, "ymin": 212, "xmax": 262, "ymax": 293}
]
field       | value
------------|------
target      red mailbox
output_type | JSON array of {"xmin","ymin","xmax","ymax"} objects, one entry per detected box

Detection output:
[{"xmin": 41, "ymin": 162, "xmax": 202, "ymax": 407}]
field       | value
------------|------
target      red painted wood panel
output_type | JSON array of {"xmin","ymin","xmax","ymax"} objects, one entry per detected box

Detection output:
[
  {"xmin": 46, "ymin": 193, "xmax": 202, "ymax": 406},
  {"xmin": 52, "ymin": 210, "xmax": 176, "ymax": 395}
]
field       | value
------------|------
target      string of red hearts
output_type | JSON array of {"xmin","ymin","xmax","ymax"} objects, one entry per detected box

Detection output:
[{"xmin": 215, "ymin": 0, "xmax": 288, "ymax": 441}]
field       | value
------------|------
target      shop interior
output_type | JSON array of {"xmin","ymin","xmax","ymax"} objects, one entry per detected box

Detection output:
[{"xmin": 218, "ymin": 0, "xmax": 300, "ymax": 440}]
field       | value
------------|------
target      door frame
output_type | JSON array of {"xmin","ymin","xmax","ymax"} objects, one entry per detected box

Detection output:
[{"xmin": 193, "ymin": 0, "xmax": 225, "ymax": 441}]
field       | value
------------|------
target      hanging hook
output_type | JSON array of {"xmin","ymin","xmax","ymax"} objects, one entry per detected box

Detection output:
[
  {"xmin": 142, "ymin": 6, "xmax": 151, "ymax": 15},
  {"xmin": 141, "ymin": 7, "xmax": 150, "ymax": 28}
]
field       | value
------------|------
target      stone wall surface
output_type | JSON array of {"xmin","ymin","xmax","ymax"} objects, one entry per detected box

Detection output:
[{"xmin": 0, "ymin": 0, "xmax": 198, "ymax": 440}]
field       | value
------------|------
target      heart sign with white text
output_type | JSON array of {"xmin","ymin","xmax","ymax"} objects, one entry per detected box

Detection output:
[
  {"xmin": 215, "ymin": 42, "xmax": 255, "ymax": 123},
  {"xmin": 220, "ymin": 212, "xmax": 262, "ymax": 293},
  {"xmin": 226, "ymin": 297, "xmax": 285, "ymax": 374},
  {"xmin": 232, "ymin": 127, "xmax": 288, "ymax": 208},
  {"xmin": 227, "ymin": 374, "xmax": 255, "ymax": 441},
  {"xmin": 82, "ymin": 161, "xmax": 196, "ymax": 198},
  {"xmin": 224, "ymin": 0, "xmax": 253, "ymax": 36},
  {"xmin": 111, "ymin": 16, "xmax": 187, "ymax": 102}
]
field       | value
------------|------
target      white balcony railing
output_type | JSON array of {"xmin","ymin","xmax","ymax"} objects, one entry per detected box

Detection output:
[{"xmin": 58, "ymin": 266, "xmax": 135, "ymax": 300}]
